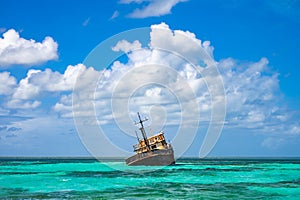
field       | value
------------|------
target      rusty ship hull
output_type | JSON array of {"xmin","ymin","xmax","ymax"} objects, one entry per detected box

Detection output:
[{"xmin": 126, "ymin": 148, "xmax": 175, "ymax": 166}]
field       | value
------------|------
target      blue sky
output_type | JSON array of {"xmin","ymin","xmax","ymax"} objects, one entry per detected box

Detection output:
[{"xmin": 0, "ymin": 0, "xmax": 299, "ymax": 157}]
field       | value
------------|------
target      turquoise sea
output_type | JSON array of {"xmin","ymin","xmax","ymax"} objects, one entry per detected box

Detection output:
[{"xmin": 0, "ymin": 158, "xmax": 299, "ymax": 199}]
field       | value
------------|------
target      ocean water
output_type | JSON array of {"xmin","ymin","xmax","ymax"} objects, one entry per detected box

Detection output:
[{"xmin": 0, "ymin": 158, "xmax": 299, "ymax": 199}]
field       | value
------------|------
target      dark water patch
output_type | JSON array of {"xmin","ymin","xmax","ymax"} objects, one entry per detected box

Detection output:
[
  {"xmin": 0, "ymin": 161, "xmax": 29, "ymax": 166},
  {"xmin": 64, "ymin": 168, "xmax": 214, "ymax": 179},
  {"xmin": 0, "ymin": 171, "xmax": 41, "ymax": 175},
  {"xmin": 258, "ymin": 178, "xmax": 300, "ymax": 188},
  {"xmin": 0, "ymin": 160, "xmax": 55, "ymax": 166},
  {"xmin": 0, "ymin": 157, "xmax": 101, "ymax": 164},
  {"xmin": 178, "ymin": 159, "xmax": 263, "ymax": 166},
  {"xmin": 0, "ymin": 187, "xmax": 29, "ymax": 199},
  {"xmin": 65, "ymin": 170, "xmax": 154, "ymax": 179},
  {"xmin": 203, "ymin": 167, "xmax": 262, "ymax": 172}
]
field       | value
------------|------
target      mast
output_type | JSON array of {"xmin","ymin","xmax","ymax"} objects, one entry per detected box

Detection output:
[{"xmin": 135, "ymin": 112, "xmax": 150, "ymax": 150}]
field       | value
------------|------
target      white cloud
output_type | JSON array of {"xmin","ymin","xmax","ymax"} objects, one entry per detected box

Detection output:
[
  {"xmin": 0, "ymin": 72, "xmax": 17, "ymax": 95},
  {"xmin": 53, "ymin": 94, "xmax": 73, "ymax": 117},
  {"xmin": 218, "ymin": 57, "xmax": 282, "ymax": 129},
  {"xmin": 30, "ymin": 64, "xmax": 87, "ymax": 92},
  {"xmin": 120, "ymin": 0, "xmax": 187, "ymax": 18},
  {"xmin": 54, "ymin": 65, "xmax": 101, "ymax": 118},
  {"xmin": 11, "ymin": 64, "xmax": 86, "ymax": 100},
  {"xmin": 145, "ymin": 87, "xmax": 161, "ymax": 97},
  {"xmin": 12, "ymin": 69, "xmax": 42, "ymax": 100},
  {"xmin": 7, "ymin": 99, "xmax": 41, "ymax": 109},
  {"xmin": 0, "ymin": 29, "xmax": 58, "ymax": 67},
  {"xmin": 246, "ymin": 110, "xmax": 266, "ymax": 123},
  {"xmin": 4, "ymin": 64, "xmax": 90, "ymax": 109},
  {"xmin": 150, "ymin": 23, "xmax": 214, "ymax": 63},
  {"xmin": 112, "ymin": 40, "xmax": 142, "ymax": 53}
]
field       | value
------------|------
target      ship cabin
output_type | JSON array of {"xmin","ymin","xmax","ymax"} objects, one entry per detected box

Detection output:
[{"xmin": 133, "ymin": 131, "xmax": 168, "ymax": 154}]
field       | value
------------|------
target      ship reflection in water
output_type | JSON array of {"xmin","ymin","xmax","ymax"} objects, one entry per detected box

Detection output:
[{"xmin": 125, "ymin": 112, "xmax": 175, "ymax": 166}]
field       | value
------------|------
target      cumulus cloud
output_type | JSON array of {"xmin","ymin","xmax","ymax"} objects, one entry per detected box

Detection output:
[
  {"xmin": 53, "ymin": 94, "xmax": 73, "ymax": 117},
  {"xmin": 150, "ymin": 23, "xmax": 214, "ymax": 64},
  {"xmin": 97, "ymin": 53, "xmax": 277, "ymax": 130},
  {"xmin": 0, "ymin": 29, "xmax": 58, "ymax": 67},
  {"xmin": 30, "ymin": 64, "xmax": 87, "ymax": 92},
  {"xmin": 4, "ymin": 64, "xmax": 90, "ymax": 109},
  {"xmin": 218, "ymin": 58, "xmax": 280, "ymax": 126},
  {"xmin": 120, "ymin": 0, "xmax": 187, "ymax": 18},
  {"xmin": 54, "ymin": 65, "xmax": 101, "ymax": 118},
  {"xmin": 12, "ymin": 64, "xmax": 85, "ymax": 99},
  {"xmin": 112, "ymin": 40, "xmax": 142, "ymax": 53},
  {"xmin": 0, "ymin": 72, "xmax": 17, "ymax": 95},
  {"xmin": 12, "ymin": 69, "xmax": 42, "ymax": 100},
  {"xmin": 7, "ymin": 99, "xmax": 41, "ymax": 109}
]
